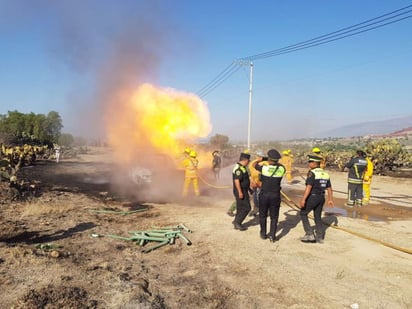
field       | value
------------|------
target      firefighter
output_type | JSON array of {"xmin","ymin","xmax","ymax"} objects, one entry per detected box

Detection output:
[
  {"xmin": 248, "ymin": 150, "xmax": 267, "ymax": 217},
  {"xmin": 279, "ymin": 150, "xmax": 293, "ymax": 184},
  {"xmin": 232, "ymin": 151, "xmax": 252, "ymax": 231},
  {"xmin": 182, "ymin": 150, "xmax": 200, "ymax": 197},
  {"xmin": 312, "ymin": 147, "xmax": 326, "ymax": 169},
  {"xmin": 362, "ymin": 151, "xmax": 374, "ymax": 205},
  {"xmin": 345, "ymin": 150, "xmax": 367, "ymax": 207}
]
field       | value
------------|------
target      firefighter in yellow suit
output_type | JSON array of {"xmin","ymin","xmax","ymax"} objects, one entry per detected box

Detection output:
[
  {"xmin": 279, "ymin": 150, "xmax": 293, "ymax": 183},
  {"xmin": 312, "ymin": 147, "xmax": 326, "ymax": 169},
  {"xmin": 362, "ymin": 151, "xmax": 373, "ymax": 205},
  {"xmin": 182, "ymin": 150, "xmax": 200, "ymax": 197}
]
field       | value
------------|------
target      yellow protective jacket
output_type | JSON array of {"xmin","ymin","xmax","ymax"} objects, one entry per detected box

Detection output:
[
  {"xmin": 183, "ymin": 157, "xmax": 198, "ymax": 178},
  {"xmin": 363, "ymin": 157, "xmax": 373, "ymax": 182},
  {"xmin": 249, "ymin": 159, "xmax": 268, "ymax": 188}
]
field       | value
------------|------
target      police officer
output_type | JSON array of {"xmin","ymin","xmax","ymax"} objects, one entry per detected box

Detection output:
[
  {"xmin": 299, "ymin": 154, "xmax": 334, "ymax": 243},
  {"xmin": 252, "ymin": 149, "xmax": 285, "ymax": 242},
  {"xmin": 232, "ymin": 152, "xmax": 251, "ymax": 231},
  {"xmin": 345, "ymin": 150, "xmax": 367, "ymax": 207}
]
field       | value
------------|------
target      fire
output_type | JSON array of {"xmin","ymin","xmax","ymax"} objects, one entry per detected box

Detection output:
[{"xmin": 106, "ymin": 83, "xmax": 212, "ymax": 164}]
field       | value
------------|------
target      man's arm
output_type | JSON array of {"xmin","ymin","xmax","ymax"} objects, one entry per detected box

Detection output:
[{"xmin": 326, "ymin": 187, "xmax": 334, "ymax": 207}]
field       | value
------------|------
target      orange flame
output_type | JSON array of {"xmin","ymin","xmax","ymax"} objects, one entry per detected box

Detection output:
[{"xmin": 106, "ymin": 83, "xmax": 211, "ymax": 163}]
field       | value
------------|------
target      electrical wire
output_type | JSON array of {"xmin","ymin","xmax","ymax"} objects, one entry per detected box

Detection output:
[
  {"xmin": 197, "ymin": 63, "xmax": 241, "ymax": 98},
  {"xmin": 197, "ymin": 4, "xmax": 412, "ymax": 98}
]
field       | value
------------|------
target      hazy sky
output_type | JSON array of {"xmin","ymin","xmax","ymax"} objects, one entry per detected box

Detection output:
[{"xmin": 0, "ymin": 0, "xmax": 411, "ymax": 141}]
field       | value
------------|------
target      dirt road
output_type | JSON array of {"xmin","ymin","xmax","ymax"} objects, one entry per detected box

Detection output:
[{"xmin": 1, "ymin": 148, "xmax": 411, "ymax": 308}]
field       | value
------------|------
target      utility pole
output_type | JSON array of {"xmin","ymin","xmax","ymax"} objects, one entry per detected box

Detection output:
[
  {"xmin": 247, "ymin": 61, "xmax": 253, "ymax": 151},
  {"xmin": 236, "ymin": 60, "xmax": 254, "ymax": 151}
]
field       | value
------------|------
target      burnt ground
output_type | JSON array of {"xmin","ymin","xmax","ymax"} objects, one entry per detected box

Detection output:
[{"xmin": 1, "ymin": 151, "xmax": 412, "ymax": 308}]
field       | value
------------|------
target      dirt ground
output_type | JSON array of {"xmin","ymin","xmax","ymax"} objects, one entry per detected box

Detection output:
[{"xmin": 1, "ymin": 147, "xmax": 412, "ymax": 309}]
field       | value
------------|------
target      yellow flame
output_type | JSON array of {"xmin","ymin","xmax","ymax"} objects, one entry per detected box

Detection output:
[{"xmin": 106, "ymin": 83, "xmax": 212, "ymax": 164}]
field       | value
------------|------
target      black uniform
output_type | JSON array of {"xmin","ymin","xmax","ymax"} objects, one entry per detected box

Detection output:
[
  {"xmin": 301, "ymin": 167, "xmax": 331, "ymax": 240},
  {"xmin": 345, "ymin": 155, "xmax": 367, "ymax": 206},
  {"xmin": 232, "ymin": 163, "xmax": 251, "ymax": 226},
  {"xmin": 254, "ymin": 163, "xmax": 286, "ymax": 240}
]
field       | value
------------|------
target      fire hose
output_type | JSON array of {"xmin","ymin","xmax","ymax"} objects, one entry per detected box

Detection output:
[{"xmin": 280, "ymin": 191, "xmax": 412, "ymax": 255}]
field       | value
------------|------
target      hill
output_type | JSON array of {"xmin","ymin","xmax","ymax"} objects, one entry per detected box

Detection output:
[{"xmin": 316, "ymin": 114, "xmax": 412, "ymax": 138}]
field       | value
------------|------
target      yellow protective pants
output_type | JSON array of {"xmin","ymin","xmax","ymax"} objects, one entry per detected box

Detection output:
[
  {"xmin": 182, "ymin": 176, "xmax": 200, "ymax": 197},
  {"xmin": 363, "ymin": 178, "xmax": 372, "ymax": 204}
]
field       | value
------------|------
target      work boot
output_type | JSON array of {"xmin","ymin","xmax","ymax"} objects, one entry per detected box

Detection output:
[
  {"xmin": 233, "ymin": 222, "xmax": 247, "ymax": 231},
  {"xmin": 344, "ymin": 202, "xmax": 354, "ymax": 208},
  {"xmin": 260, "ymin": 233, "xmax": 268, "ymax": 240},
  {"xmin": 300, "ymin": 234, "xmax": 315, "ymax": 243}
]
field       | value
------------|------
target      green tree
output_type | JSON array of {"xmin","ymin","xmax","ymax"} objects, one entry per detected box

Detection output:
[
  {"xmin": 58, "ymin": 133, "xmax": 74, "ymax": 147},
  {"xmin": 209, "ymin": 134, "xmax": 230, "ymax": 149}
]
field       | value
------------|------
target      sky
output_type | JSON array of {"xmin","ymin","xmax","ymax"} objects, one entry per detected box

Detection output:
[{"xmin": 0, "ymin": 0, "xmax": 411, "ymax": 142}]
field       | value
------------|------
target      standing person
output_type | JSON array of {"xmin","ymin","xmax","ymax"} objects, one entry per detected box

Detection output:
[
  {"xmin": 312, "ymin": 147, "xmax": 326, "ymax": 169},
  {"xmin": 279, "ymin": 150, "xmax": 293, "ymax": 184},
  {"xmin": 182, "ymin": 150, "xmax": 200, "ymax": 197},
  {"xmin": 299, "ymin": 154, "xmax": 334, "ymax": 243},
  {"xmin": 232, "ymin": 152, "xmax": 252, "ymax": 231},
  {"xmin": 345, "ymin": 150, "xmax": 368, "ymax": 207},
  {"xmin": 362, "ymin": 151, "xmax": 374, "ymax": 205},
  {"xmin": 248, "ymin": 150, "xmax": 267, "ymax": 217},
  {"xmin": 54, "ymin": 145, "xmax": 61, "ymax": 163},
  {"xmin": 252, "ymin": 149, "xmax": 285, "ymax": 242},
  {"xmin": 211, "ymin": 150, "xmax": 222, "ymax": 180}
]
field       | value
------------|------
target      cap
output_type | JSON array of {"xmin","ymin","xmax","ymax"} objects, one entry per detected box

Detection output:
[
  {"xmin": 239, "ymin": 152, "xmax": 251, "ymax": 160},
  {"xmin": 312, "ymin": 147, "xmax": 321, "ymax": 153},
  {"xmin": 268, "ymin": 149, "xmax": 281, "ymax": 161},
  {"xmin": 307, "ymin": 154, "xmax": 322, "ymax": 162}
]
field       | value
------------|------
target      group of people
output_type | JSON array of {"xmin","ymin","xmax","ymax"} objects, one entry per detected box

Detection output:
[
  {"xmin": 231, "ymin": 148, "xmax": 334, "ymax": 243},
  {"xmin": 181, "ymin": 145, "xmax": 373, "ymax": 243},
  {"xmin": 230, "ymin": 146, "xmax": 375, "ymax": 243}
]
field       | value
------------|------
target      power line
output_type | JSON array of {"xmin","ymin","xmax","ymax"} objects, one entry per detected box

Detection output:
[
  {"xmin": 197, "ymin": 4, "xmax": 412, "ymax": 98},
  {"xmin": 241, "ymin": 6, "xmax": 412, "ymax": 61},
  {"xmin": 197, "ymin": 62, "xmax": 241, "ymax": 98}
]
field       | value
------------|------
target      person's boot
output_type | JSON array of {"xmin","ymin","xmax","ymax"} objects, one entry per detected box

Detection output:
[
  {"xmin": 233, "ymin": 222, "xmax": 247, "ymax": 231},
  {"xmin": 260, "ymin": 232, "xmax": 267, "ymax": 240},
  {"xmin": 300, "ymin": 234, "xmax": 315, "ymax": 243}
]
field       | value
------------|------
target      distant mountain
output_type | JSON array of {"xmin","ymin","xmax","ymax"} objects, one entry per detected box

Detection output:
[{"xmin": 316, "ymin": 115, "xmax": 412, "ymax": 138}]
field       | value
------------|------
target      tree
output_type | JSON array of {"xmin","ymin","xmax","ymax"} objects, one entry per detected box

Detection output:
[
  {"xmin": 58, "ymin": 133, "xmax": 74, "ymax": 147},
  {"xmin": 209, "ymin": 134, "xmax": 230, "ymax": 149}
]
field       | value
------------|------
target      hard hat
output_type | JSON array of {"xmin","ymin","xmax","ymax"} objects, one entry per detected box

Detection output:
[
  {"xmin": 184, "ymin": 147, "xmax": 191, "ymax": 154},
  {"xmin": 282, "ymin": 150, "xmax": 289, "ymax": 155},
  {"xmin": 189, "ymin": 151, "xmax": 197, "ymax": 158},
  {"xmin": 268, "ymin": 149, "xmax": 281, "ymax": 161},
  {"xmin": 307, "ymin": 154, "xmax": 322, "ymax": 162},
  {"xmin": 312, "ymin": 147, "xmax": 321, "ymax": 153}
]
